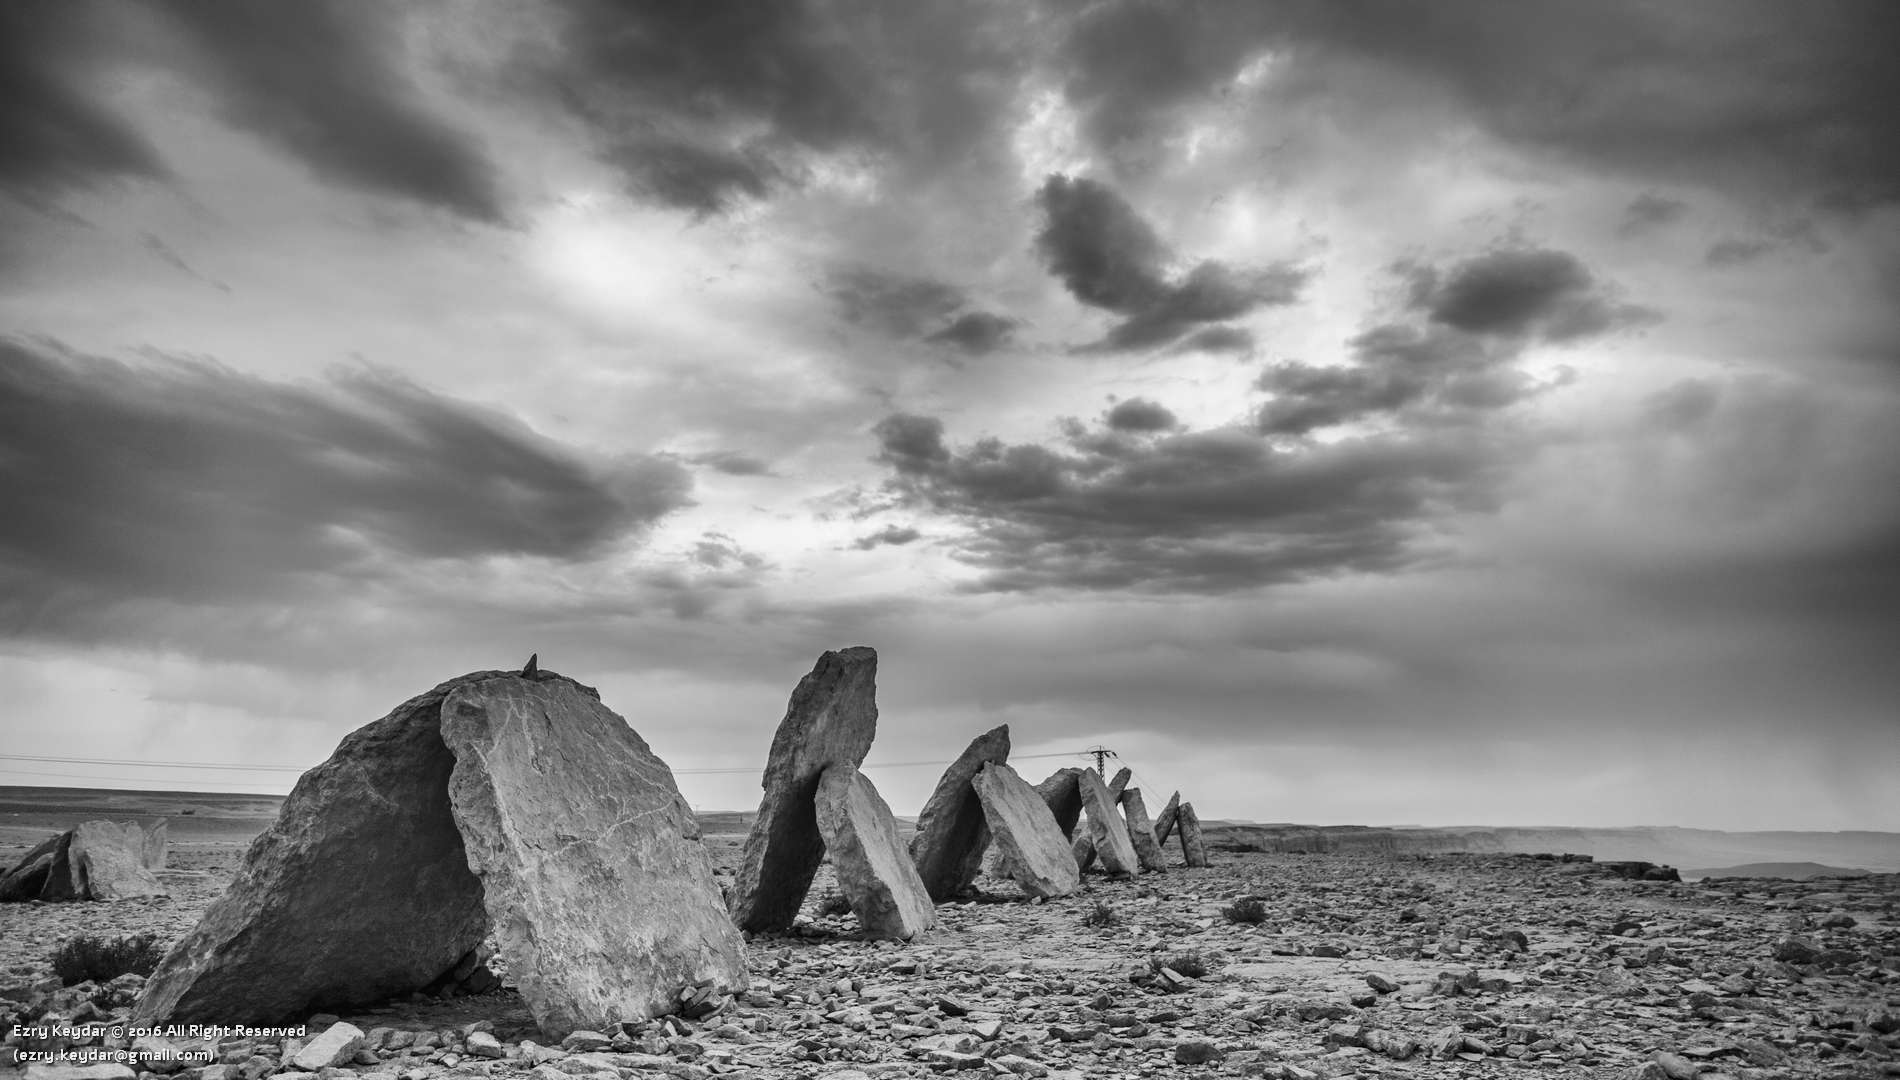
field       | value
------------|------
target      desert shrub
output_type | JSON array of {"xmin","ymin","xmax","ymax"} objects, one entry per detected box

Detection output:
[
  {"xmin": 1081, "ymin": 900, "xmax": 1116, "ymax": 928},
  {"xmin": 1223, "ymin": 897, "xmax": 1268, "ymax": 924},
  {"xmin": 1151, "ymin": 950, "xmax": 1209, "ymax": 978},
  {"xmin": 815, "ymin": 891, "xmax": 853, "ymax": 918},
  {"xmin": 51, "ymin": 933, "xmax": 164, "ymax": 986}
]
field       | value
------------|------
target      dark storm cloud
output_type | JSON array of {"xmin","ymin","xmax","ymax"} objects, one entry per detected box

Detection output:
[
  {"xmin": 0, "ymin": 338, "xmax": 690, "ymax": 611},
  {"xmin": 538, "ymin": 0, "xmax": 1027, "ymax": 214},
  {"xmin": 1174, "ymin": 325, "xmax": 1256, "ymax": 355},
  {"xmin": 926, "ymin": 312, "xmax": 1020, "ymax": 356},
  {"xmin": 853, "ymin": 524, "xmax": 923, "ymax": 551},
  {"xmin": 1620, "ymin": 193, "xmax": 1691, "ymax": 237},
  {"xmin": 828, "ymin": 267, "xmax": 968, "ymax": 339},
  {"xmin": 870, "ymin": 409, "xmax": 1503, "ymax": 593},
  {"xmin": 1054, "ymin": 0, "xmax": 1900, "ymax": 207},
  {"xmin": 1105, "ymin": 398, "xmax": 1180, "ymax": 433},
  {"xmin": 153, "ymin": 0, "xmax": 504, "ymax": 221},
  {"xmin": 686, "ymin": 450, "xmax": 775, "ymax": 477},
  {"xmin": 1036, "ymin": 175, "xmax": 1306, "ymax": 351},
  {"xmin": 1406, "ymin": 249, "xmax": 1658, "ymax": 342},
  {"xmin": 0, "ymin": 3, "xmax": 167, "ymax": 199},
  {"xmin": 1704, "ymin": 238, "xmax": 1774, "ymax": 267}
]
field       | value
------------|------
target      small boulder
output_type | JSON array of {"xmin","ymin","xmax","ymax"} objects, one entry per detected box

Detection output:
[{"xmin": 292, "ymin": 1023, "xmax": 366, "ymax": 1071}]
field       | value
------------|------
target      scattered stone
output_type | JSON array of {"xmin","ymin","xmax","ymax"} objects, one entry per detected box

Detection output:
[
  {"xmin": 1366, "ymin": 971, "xmax": 1400, "ymax": 994},
  {"xmin": 1118, "ymin": 789, "xmax": 1168, "ymax": 872},
  {"xmin": 971, "ymin": 762, "xmax": 1080, "ymax": 899},
  {"xmin": 814, "ymin": 765, "xmax": 935, "ymax": 941},
  {"xmin": 291, "ymin": 1023, "xmax": 365, "ymax": 1071},
  {"xmin": 729, "ymin": 647, "xmax": 880, "ymax": 933},
  {"xmin": 908, "ymin": 724, "xmax": 1010, "ymax": 903},
  {"xmin": 1077, "ymin": 769, "xmax": 1140, "ymax": 876},
  {"xmin": 1173, "ymin": 1039, "xmax": 1223, "ymax": 1065}
]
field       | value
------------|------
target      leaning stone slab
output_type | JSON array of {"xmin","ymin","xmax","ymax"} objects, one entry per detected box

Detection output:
[
  {"xmin": 1071, "ymin": 831, "xmax": 1096, "ymax": 873},
  {"xmin": 0, "ymin": 832, "xmax": 68, "ymax": 902},
  {"xmin": 1036, "ymin": 768, "xmax": 1085, "ymax": 839},
  {"xmin": 815, "ymin": 765, "xmax": 935, "ymax": 940},
  {"xmin": 909, "ymin": 724, "xmax": 1010, "ymax": 902},
  {"xmin": 972, "ymin": 763, "xmax": 1079, "ymax": 899},
  {"xmin": 134, "ymin": 674, "xmax": 495, "ymax": 1027},
  {"xmin": 1107, "ymin": 767, "xmax": 1132, "ymax": 800},
  {"xmin": 1153, "ymin": 792, "xmax": 1181, "ymax": 846},
  {"xmin": 730, "ymin": 647, "xmax": 880, "ymax": 933},
  {"xmin": 1119, "ymin": 789, "xmax": 1168, "ymax": 873},
  {"xmin": 1177, "ymin": 803, "xmax": 1209, "ymax": 868},
  {"xmin": 72, "ymin": 821, "xmax": 166, "ymax": 900},
  {"xmin": 1079, "ymin": 769, "xmax": 1140, "ymax": 876},
  {"xmin": 440, "ymin": 675, "xmax": 748, "ymax": 1036}
]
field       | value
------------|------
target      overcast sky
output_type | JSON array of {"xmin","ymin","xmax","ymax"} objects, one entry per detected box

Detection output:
[{"xmin": 3, "ymin": 0, "xmax": 1897, "ymax": 831}]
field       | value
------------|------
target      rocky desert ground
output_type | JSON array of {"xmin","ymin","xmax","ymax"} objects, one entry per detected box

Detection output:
[{"xmin": 4, "ymin": 789, "xmax": 1899, "ymax": 1080}]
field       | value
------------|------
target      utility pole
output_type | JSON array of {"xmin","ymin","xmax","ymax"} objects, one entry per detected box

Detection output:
[{"xmin": 1083, "ymin": 745, "xmax": 1117, "ymax": 775}]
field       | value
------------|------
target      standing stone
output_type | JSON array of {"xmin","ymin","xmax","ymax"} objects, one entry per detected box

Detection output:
[
  {"xmin": 814, "ymin": 765, "xmax": 935, "ymax": 941},
  {"xmin": 71, "ymin": 821, "xmax": 166, "ymax": 900},
  {"xmin": 730, "ymin": 647, "xmax": 880, "ymax": 933},
  {"xmin": 440, "ymin": 675, "xmax": 748, "ymax": 1036},
  {"xmin": 136, "ymin": 674, "xmax": 494, "ymax": 1027},
  {"xmin": 1119, "ymin": 789, "xmax": 1168, "ymax": 873},
  {"xmin": 1153, "ymin": 792, "xmax": 1181, "ymax": 846},
  {"xmin": 1177, "ymin": 803, "xmax": 1209, "ymax": 868},
  {"xmin": 141, "ymin": 820, "xmax": 170, "ymax": 871},
  {"xmin": 1078, "ymin": 769, "xmax": 1140, "ymax": 876},
  {"xmin": 971, "ymin": 763, "xmax": 1079, "ymax": 899},
  {"xmin": 1035, "ymin": 768, "xmax": 1085, "ymax": 839},
  {"xmin": 909, "ymin": 724, "xmax": 1010, "ymax": 902}
]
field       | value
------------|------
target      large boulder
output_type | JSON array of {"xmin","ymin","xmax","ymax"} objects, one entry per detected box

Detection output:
[
  {"xmin": 1153, "ymin": 792, "xmax": 1181, "ymax": 846},
  {"xmin": 135, "ymin": 675, "xmax": 494, "ymax": 1027},
  {"xmin": 72, "ymin": 821, "xmax": 166, "ymax": 900},
  {"xmin": 1177, "ymin": 803, "xmax": 1209, "ymax": 868},
  {"xmin": 972, "ymin": 763, "xmax": 1079, "ymax": 899},
  {"xmin": 730, "ymin": 647, "xmax": 880, "ymax": 933},
  {"xmin": 1119, "ymin": 789, "xmax": 1168, "ymax": 873},
  {"xmin": 1078, "ymin": 769, "xmax": 1140, "ymax": 876},
  {"xmin": 815, "ymin": 765, "xmax": 935, "ymax": 941},
  {"xmin": 136, "ymin": 667, "xmax": 744, "ymax": 1037},
  {"xmin": 440, "ymin": 675, "xmax": 748, "ymax": 1036},
  {"xmin": 0, "ymin": 832, "xmax": 69, "ymax": 902},
  {"xmin": 908, "ymin": 724, "xmax": 1010, "ymax": 902}
]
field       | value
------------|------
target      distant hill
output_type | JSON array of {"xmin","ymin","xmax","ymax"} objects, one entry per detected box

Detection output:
[
  {"xmin": 1684, "ymin": 862, "xmax": 1872, "ymax": 881},
  {"xmin": 1200, "ymin": 823, "xmax": 1900, "ymax": 874}
]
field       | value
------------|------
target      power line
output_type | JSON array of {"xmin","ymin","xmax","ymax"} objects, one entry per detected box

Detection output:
[
  {"xmin": 672, "ymin": 750, "xmax": 1088, "ymax": 775},
  {"xmin": 0, "ymin": 753, "xmax": 305, "ymax": 773},
  {"xmin": 0, "ymin": 766, "xmax": 289, "ymax": 790}
]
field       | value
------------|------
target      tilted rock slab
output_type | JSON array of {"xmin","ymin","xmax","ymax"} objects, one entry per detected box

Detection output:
[
  {"xmin": 72, "ymin": 821, "xmax": 166, "ymax": 900},
  {"xmin": 440, "ymin": 676, "xmax": 748, "ymax": 1035},
  {"xmin": 1107, "ymin": 767, "xmax": 1132, "ymax": 799},
  {"xmin": 909, "ymin": 724, "xmax": 1010, "ymax": 902},
  {"xmin": 815, "ymin": 765, "xmax": 935, "ymax": 940},
  {"xmin": 1177, "ymin": 802, "xmax": 1209, "ymax": 868},
  {"xmin": 1153, "ymin": 792, "xmax": 1181, "ymax": 846},
  {"xmin": 1079, "ymin": 768, "xmax": 1141, "ymax": 876},
  {"xmin": 1, "ymin": 822, "xmax": 163, "ymax": 902},
  {"xmin": 1119, "ymin": 789, "xmax": 1169, "ymax": 873},
  {"xmin": 137, "ymin": 669, "xmax": 744, "ymax": 1036},
  {"xmin": 730, "ymin": 646, "xmax": 880, "ymax": 932},
  {"xmin": 972, "ymin": 763, "xmax": 1079, "ymax": 899},
  {"xmin": 1070, "ymin": 767, "xmax": 1134, "ymax": 874}
]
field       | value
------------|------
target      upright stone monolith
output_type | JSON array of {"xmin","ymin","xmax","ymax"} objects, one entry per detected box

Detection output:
[
  {"xmin": 815, "ymin": 765, "xmax": 935, "ymax": 940},
  {"xmin": 972, "ymin": 763, "xmax": 1079, "ymax": 899},
  {"xmin": 1153, "ymin": 792, "xmax": 1181, "ymax": 846},
  {"xmin": 729, "ymin": 647, "xmax": 880, "ymax": 933},
  {"xmin": 136, "ymin": 667, "xmax": 746, "ymax": 1037},
  {"xmin": 1177, "ymin": 802, "xmax": 1209, "ymax": 868},
  {"xmin": 1078, "ymin": 769, "xmax": 1140, "ymax": 876},
  {"xmin": 1119, "ymin": 789, "xmax": 1167, "ymax": 873},
  {"xmin": 909, "ymin": 724, "xmax": 1010, "ymax": 902},
  {"xmin": 440, "ymin": 675, "xmax": 748, "ymax": 1034}
]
